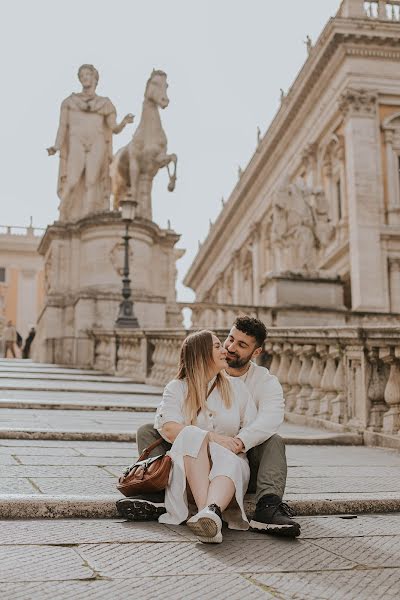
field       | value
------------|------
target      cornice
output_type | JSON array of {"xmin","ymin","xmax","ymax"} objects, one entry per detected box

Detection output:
[
  {"xmin": 184, "ymin": 17, "xmax": 400, "ymax": 290},
  {"xmin": 38, "ymin": 211, "xmax": 181, "ymax": 255}
]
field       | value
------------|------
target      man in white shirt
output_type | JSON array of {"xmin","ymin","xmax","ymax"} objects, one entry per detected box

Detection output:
[{"xmin": 116, "ymin": 316, "xmax": 300, "ymax": 538}]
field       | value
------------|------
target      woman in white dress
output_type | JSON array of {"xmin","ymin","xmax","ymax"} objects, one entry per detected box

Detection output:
[{"xmin": 154, "ymin": 329, "xmax": 257, "ymax": 544}]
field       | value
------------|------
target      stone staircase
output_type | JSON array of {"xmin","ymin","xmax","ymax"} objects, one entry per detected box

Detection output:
[{"xmin": 1, "ymin": 358, "xmax": 400, "ymax": 519}]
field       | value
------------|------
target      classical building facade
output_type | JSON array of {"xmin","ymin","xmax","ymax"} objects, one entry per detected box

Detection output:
[
  {"xmin": 0, "ymin": 223, "xmax": 44, "ymax": 350},
  {"xmin": 184, "ymin": 0, "xmax": 400, "ymax": 327}
]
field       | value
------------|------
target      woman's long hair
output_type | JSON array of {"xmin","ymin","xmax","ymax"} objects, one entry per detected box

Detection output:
[{"xmin": 176, "ymin": 330, "xmax": 232, "ymax": 424}]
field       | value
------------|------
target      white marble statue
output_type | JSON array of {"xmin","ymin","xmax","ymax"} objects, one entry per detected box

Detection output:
[
  {"xmin": 47, "ymin": 64, "xmax": 134, "ymax": 222},
  {"xmin": 111, "ymin": 70, "xmax": 177, "ymax": 220}
]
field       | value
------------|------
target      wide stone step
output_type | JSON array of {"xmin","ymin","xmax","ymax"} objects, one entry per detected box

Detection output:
[
  {"xmin": 2, "ymin": 494, "xmax": 400, "ymax": 519},
  {"xmin": 1, "ymin": 439, "xmax": 399, "ymax": 519}
]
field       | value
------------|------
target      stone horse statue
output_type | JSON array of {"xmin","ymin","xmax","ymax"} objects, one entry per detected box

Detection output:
[{"xmin": 111, "ymin": 70, "xmax": 177, "ymax": 220}]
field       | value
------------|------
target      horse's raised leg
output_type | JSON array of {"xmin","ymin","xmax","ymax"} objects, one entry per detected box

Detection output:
[
  {"xmin": 157, "ymin": 152, "xmax": 178, "ymax": 192},
  {"xmin": 167, "ymin": 153, "xmax": 178, "ymax": 192}
]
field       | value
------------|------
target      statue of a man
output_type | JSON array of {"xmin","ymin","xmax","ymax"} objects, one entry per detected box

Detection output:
[{"xmin": 47, "ymin": 64, "xmax": 134, "ymax": 221}]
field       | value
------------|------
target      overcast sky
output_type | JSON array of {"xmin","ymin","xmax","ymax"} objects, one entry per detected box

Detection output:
[{"xmin": 1, "ymin": 0, "xmax": 340, "ymax": 300}]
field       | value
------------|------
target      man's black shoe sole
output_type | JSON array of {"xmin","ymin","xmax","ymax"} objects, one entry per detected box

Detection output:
[
  {"xmin": 249, "ymin": 520, "xmax": 301, "ymax": 538},
  {"xmin": 116, "ymin": 499, "xmax": 166, "ymax": 522}
]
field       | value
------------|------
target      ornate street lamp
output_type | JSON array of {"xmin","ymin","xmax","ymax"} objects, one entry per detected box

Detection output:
[{"xmin": 115, "ymin": 196, "xmax": 140, "ymax": 328}]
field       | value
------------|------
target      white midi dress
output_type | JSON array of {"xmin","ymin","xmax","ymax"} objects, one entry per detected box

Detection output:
[{"xmin": 154, "ymin": 377, "xmax": 257, "ymax": 530}]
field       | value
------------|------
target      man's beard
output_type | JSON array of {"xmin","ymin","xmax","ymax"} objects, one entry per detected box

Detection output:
[{"xmin": 225, "ymin": 352, "xmax": 252, "ymax": 369}]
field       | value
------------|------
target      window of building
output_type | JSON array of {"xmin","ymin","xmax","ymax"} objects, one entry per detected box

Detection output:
[{"xmin": 0, "ymin": 267, "xmax": 5, "ymax": 283}]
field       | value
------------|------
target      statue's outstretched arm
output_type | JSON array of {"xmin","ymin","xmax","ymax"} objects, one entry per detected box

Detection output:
[
  {"xmin": 106, "ymin": 111, "xmax": 134, "ymax": 134},
  {"xmin": 47, "ymin": 103, "xmax": 68, "ymax": 155}
]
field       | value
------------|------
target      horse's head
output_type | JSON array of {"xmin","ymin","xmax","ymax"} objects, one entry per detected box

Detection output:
[{"xmin": 145, "ymin": 69, "xmax": 169, "ymax": 109}]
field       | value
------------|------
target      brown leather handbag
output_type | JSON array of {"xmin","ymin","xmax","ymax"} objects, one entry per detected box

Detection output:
[{"xmin": 117, "ymin": 438, "xmax": 172, "ymax": 497}]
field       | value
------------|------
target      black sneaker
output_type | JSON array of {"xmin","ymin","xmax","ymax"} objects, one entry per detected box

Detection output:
[
  {"xmin": 116, "ymin": 492, "xmax": 166, "ymax": 521},
  {"xmin": 249, "ymin": 495, "xmax": 301, "ymax": 538}
]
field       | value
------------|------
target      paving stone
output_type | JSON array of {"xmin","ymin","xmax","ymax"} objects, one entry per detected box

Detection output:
[
  {"xmin": 0, "ymin": 439, "xmax": 134, "ymax": 448},
  {"xmin": 286, "ymin": 445, "xmax": 400, "ymax": 466},
  {"xmin": 0, "ymin": 575, "xmax": 270, "ymax": 600},
  {"xmin": 0, "ymin": 520, "xmax": 186, "ymax": 544},
  {"xmin": 0, "ymin": 446, "xmax": 80, "ymax": 456},
  {"xmin": 296, "ymin": 514, "xmax": 400, "ymax": 538},
  {"xmin": 286, "ymin": 476, "xmax": 400, "ymax": 493},
  {"xmin": 0, "ymin": 546, "xmax": 93, "ymax": 582},
  {"xmin": 0, "ymin": 478, "xmax": 39, "ymax": 494},
  {"xmin": 311, "ymin": 535, "xmax": 400, "ymax": 568},
  {"xmin": 30, "ymin": 478, "xmax": 118, "ymax": 496},
  {"xmin": 0, "ymin": 465, "xmax": 114, "ymax": 478},
  {"xmin": 0, "ymin": 454, "xmax": 19, "ymax": 464},
  {"xmin": 75, "ymin": 447, "xmax": 137, "ymax": 457},
  {"xmin": 16, "ymin": 455, "xmax": 130, "ymax": 467},
  {"xmin": 77, "ymin": 538, "xmax": 355, "ymax": 577},
  {"xmin": 288, "ymin": 465, "xmax": 400, "ymax": 478},
  {"xmin": 251, "ymin": 568, "xmax": 400, "ymax": 600}
]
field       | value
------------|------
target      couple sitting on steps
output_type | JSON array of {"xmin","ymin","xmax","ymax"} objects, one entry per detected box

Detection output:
[{"xmin": 116, "ymin": 316, "xmax": 300, "ymax": 543}]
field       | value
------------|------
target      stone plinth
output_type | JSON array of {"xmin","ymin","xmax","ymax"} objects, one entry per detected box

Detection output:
[
  {"xmin": 261, "ymin": 271, "xmax": 345, "ymax": 310},
  {"xmin": 33, "ymin": 211, "xmax": 183, "ymax": 367}
]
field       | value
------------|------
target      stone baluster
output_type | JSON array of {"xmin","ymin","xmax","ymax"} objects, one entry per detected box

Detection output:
[
  {"xmin": 295, "ymin": 345, "xmax": 314, "ymax": 414},
  {"xmin": 116, "ymin": 335, "xmax": 145, "ymax": 382},
  {"xmin": 319, "ymin": 346, "xmax": 337, "ymax": 421},
  {"xmin": 367, "ymin": 348, "xmax": 389, "ymax": 431},
  {"xmin": 285, "ymin": 346, "xmax": 302, "ymax": 412},
  {"xmin": 380, "ymin": 346, "xmax": 400, "ymax": 434},
  {"xmin": 276, "ymin": 343, "xmax": 292, "ymax": 396},
  {"xmin": 94, "ymin": 335, "xmax": 115, "ymax": 373},
  {"xmin": 269, "ymin": 343, "xmax": 281, "ymax": 376},
  {"xmin": 330, "ymin": 348, "xmax": 347, "ymax": 424},
  {"xmin": 307, "ymin": 345, "xmax": 325, "ymax": 416}
]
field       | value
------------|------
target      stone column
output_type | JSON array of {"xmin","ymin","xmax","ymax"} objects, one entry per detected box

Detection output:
[
  {"xmin": 389, "ymin": 258, "xmax": 400, "ymax": 313},
  {"xmin": 339, "ymin": 88, "xmax": 389, "ymax": 312}
]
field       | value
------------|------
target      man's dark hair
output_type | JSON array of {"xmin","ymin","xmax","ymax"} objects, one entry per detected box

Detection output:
[{"xmin": 233, "ymin": 316, "xmax": 267, "ymax": 348}]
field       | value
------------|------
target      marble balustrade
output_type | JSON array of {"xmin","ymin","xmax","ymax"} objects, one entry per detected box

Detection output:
[{"xmin": 89, "ymin": 326, "xmax": 400, "ymax": 437}]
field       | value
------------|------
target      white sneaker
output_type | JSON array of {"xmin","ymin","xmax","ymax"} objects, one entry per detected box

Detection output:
[{"xmin": 187, "ymin": 504, "xmax": 223, "ymax": 543}]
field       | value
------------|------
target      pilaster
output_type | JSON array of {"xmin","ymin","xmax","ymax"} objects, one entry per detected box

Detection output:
[{"xmin": 339, "ymin": 88, "xmax": 389, "ymax": 312}]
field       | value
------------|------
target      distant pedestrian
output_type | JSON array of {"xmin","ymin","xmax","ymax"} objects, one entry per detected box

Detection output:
[
  {"xmin": 22, "ymin": 326, "xmax": 36, "ymax": 359},
  {"xmin": 4, "ymin": 320, "xmax": 17, "ymax": 358}
]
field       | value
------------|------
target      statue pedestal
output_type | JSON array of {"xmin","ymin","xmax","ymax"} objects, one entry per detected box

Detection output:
[
  {"xmin": 33, "ymin": 211, "xmax": 184, "ymax": 366},
  {"xmin": 260, "ymin": 271, "xmax": 346, "ymax": 325}
]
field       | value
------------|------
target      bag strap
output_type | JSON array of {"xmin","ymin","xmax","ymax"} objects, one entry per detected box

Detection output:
[
  {"xmin": 197, "ymin": 378, "xmax": 218, "ymax": 416},
  {"xmin": 140, "ymin": 437, "xmax": 164, "ymax": 460},
  {"xmin": 207, "ymin": 378, "xmax": 217, "ymax": 399}
]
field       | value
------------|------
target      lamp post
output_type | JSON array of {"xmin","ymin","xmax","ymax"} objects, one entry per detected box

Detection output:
[{"xmin": 115, "ymin": 196, "xmax": 140, "ymax": 328}]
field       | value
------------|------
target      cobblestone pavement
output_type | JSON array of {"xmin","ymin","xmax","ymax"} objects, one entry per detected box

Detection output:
[{"xmin": 0, "ymin": 515, "xmax": 399, "ymax": 599}]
